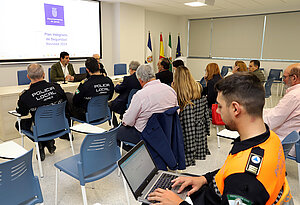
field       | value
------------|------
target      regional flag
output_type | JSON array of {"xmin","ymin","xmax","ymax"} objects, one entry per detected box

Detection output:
[
  {"xmin": 176, "ymin": 35, "xmax": 181, "ymax": 58},
  {"xmin": 159, "ymin": 33, "xmax": 164, "ymax": 59},
  {"xmin": 145, "ymin": 32, "xmax": 153, "ymax": 65},
  {"xmin": 167, "ymin": 33, "xmax": 172, "ymax": 71}
]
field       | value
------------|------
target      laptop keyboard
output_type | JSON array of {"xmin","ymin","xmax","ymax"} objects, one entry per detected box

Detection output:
[{"xmin": 147, "ymin": 173, "xmax": 177, "ymax": 197}]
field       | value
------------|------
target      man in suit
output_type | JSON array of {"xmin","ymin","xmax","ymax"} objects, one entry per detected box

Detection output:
[
  {"xmin": 156, "ymin": 57, "xmax": 173, "ymax": 85},
  {"xmin": 50, "ymin": 51, "xmax": 75, "ymax": 82},
  {"xmin": 109, "ymin": 61, "xmax": 142, "ymax": 126}
]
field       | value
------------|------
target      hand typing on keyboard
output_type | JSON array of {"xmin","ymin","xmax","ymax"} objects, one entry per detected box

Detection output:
[{"xmin": 147, "ymin": 188, "xmax": 183, "ymax": 205}]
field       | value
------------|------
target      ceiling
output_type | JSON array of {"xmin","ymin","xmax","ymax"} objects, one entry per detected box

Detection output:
[{"xmin": 101, "ymin": 0, "xmax": 300, "ymax": 18}]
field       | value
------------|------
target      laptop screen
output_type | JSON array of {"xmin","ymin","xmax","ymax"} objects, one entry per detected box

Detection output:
[{"xmin": 119, "ymin": 143, "xmax": 156, "ymax": 193}]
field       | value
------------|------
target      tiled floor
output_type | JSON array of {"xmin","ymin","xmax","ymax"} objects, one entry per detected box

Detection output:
[{"xmin": 4, "ymin": 118, "xmax": 299, "ymax": 205}]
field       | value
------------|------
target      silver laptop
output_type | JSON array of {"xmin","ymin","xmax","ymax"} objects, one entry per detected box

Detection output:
[{"xmin": 118, "ymin": 141, "xmax": 188, "ymax": 204}]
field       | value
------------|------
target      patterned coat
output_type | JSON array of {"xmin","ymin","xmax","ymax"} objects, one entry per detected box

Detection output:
[{"xmin": 179, "ymin": 96, "xmax": 210, "ymax": 166}]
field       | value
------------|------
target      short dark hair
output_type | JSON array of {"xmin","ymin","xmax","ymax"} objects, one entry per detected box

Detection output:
[
  {"xmin": 215, "ymin": 72, "xmax": 265, "ymax": 117},
  {"xmin": 172, "ymin": 60, "xmax": 184, "ymax": 68},
  {"xmin": 161, "ymin": 58, "xmax": 170, "ymax": 70},
  {"xmin": 85, "ymin": 57, "xmax": 99, "ymax": 73},
  {"xmin": 250, "ymin": 60, "xmax": 260, "ymax": 69},
  {"xmin": 60, "ymin": 51, "xmax": 69, "ymax": 60}
]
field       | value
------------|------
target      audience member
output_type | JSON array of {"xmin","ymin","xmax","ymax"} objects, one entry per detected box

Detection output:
[
  {"xmin": 249, "ymin": 59, "xmax": 265, "ymax": 83},
  {"xmin": 68, "ymin": 57, "xmax": 114, "ymax": 122},
  {"xmin": 109, "ymin": 61, "xmax": 142, "ymax": 127},
  {"xmin": 16, "ymin": 64, "xmax": 67, "ymax": 161},
  {"xmin": 92, "ymin": 53, "xmax": 107, "ymax": 76},
  {"xmin": 148, "ymin": 72, "xmax": 292, "ymax": 205},
  {"xmin": 117, "ymin": 64, "xmax": 178, "ymax": 149},
  {"xmin": 50, "ymin": 51, "xmax": 75, "ymax": 82},
  {"xmin": 172, "ymin": 66, "xmax": 210, "ymax": 166},
  {"xmin": 172, "ymin": 59, "xmax": 184, "ymax": 70},
  {"xmin": 204, "ymin": 63, "xmax": 222, "ymax": 109},
  {"xmin": 263, "ymin": 63, "xmax": 300, "ymax": 156},
  {"xmin": 156, "ymin": 58, "xmax": 173, "ymax": 85},
  {"xmin": 233, "ymin": 60, "xmax": 248, "ymax": 73}
]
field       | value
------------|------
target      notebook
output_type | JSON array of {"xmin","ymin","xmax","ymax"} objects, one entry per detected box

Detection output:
[{"xmin": 118, "ymin": 141, "xmax": 188, "ymax": 204}]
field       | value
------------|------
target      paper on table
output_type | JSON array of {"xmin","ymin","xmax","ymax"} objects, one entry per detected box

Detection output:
[
  {"xmin": 217, "ymin": 129, "xmax": 239, "ymax": 140},
  {"xmin": 0, "ymin": 141, "xmax": 27, "ymax": 159},
  {"xmin": 70, "ymin": 123, "xmax": 107, "ymax": 134},
  {"xmin": 8, "ymin": 110, "xmax": 21, "ymax": 117}
]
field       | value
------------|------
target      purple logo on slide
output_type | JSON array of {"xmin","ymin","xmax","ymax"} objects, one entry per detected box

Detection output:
[{"xmin": 44, "ymin": 3, "xmax": 65, "ymax": 26}]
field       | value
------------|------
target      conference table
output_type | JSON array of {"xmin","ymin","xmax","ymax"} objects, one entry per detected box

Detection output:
[{"xmin": 1, "ymin": 75, "xmax": 125, "ymax": 141}]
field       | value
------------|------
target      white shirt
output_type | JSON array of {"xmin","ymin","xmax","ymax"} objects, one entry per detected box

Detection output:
[{"xmin": 60, "ymin": 62, "xmax": 69, "ymax": 77}]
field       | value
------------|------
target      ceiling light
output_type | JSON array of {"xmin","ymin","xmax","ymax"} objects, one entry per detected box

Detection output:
[{"xmin": 184, "ymin": 0, "xmax": 215, "ymax": 7}]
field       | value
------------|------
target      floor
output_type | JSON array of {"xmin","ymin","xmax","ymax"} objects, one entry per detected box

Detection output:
[{"xmin": 3, "ymin": 84, "xmax": 299, "ymax": 205}]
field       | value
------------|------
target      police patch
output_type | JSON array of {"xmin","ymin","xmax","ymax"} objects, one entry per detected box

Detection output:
[
  {"xmin": 227, "ymin": 194, "xmax": 253, "ymax": 205},
  {"xmin": 75, "ymin": 89, "xmax": 80, "ymax": 94}
]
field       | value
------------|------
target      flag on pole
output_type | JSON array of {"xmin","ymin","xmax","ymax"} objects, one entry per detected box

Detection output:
[
  {"xmin": 159, "ymin": 33, "xmax": 164, "ymax": 59},
  {"xmin": 167, "ymin": 33, "xmax": 172, "ymax": 71},
  {"xmin": 145, "ymin": 32, "xmax": 153, "ymax": 65},
  {"xmin": 176, "ymin": 35, "xmax": 181, "ymax": 58}
]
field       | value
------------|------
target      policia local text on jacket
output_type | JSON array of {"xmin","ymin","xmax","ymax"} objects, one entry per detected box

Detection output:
[{"xmin": 180, "ymin": 125, "xmax": 292, "ymax": 205}]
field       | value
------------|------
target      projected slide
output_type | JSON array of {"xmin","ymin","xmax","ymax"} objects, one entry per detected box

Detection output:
[{"xmin": 0, "ymin": 0, "xmax": 101, "ymax": 60}]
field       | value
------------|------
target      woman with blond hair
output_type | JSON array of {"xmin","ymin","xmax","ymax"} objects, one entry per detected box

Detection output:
[
  {"xmin": 204, "ymin": 63, "xmax": 222, "ymax": 109},
  {"xmin": 173, "ymin": 66, "xmax": 210, "ymax": 166},
  {"xmin": 233, "ymin": 60, "xmax": 248, "ymax": 73}
]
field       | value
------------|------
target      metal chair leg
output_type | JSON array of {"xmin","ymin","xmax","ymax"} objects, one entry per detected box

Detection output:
[
  {"xmin": 35, "ymin": 142, "xmax": 44, "ymax": 178},
  {"xmin": 55, "ymin": 169, "xmax": 59, "ymax": 205},
  {"xmin": 121, "ymin": 173, "xmax": 131, "ymax": 205},
  {"xmin": 118, "ymin": 142, "xmax": 124, "ymax": 176},
  {"xmin": 81, "ymin": 185, "xmax": 88, "ymax": 205},
  {"xmin": 69, "ymin": 133, "xmax": 75, "ymax": 155},
  {"xmin": 217, "ymin": 126, "xmax": 220, "ymax": 148}
]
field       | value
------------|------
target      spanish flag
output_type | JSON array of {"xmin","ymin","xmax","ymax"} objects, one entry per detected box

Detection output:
[{"xmin": 159, "ymin": 33, "xmax": 164, "ymax": 59}]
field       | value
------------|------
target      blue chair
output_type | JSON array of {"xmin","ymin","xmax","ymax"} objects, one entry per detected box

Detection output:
[
  {"xmin": 0, "ymin": 149, "xmax": 43, "ymax": 205},
  {"xmin": 268, "ymin": 69, "xmax": 283, "ymax": 96},
  {"xmin": 21, "ymin": 101, "xmax": 74, "ymax": 178},
  {"xmin": 264, "ymin": 78, "xmax": 274, "ymax": 108},
  {"xmin": 17, "ymin": 70, "xmax": 31, "ymax": 85},
  {"xmin": 282, "ymin": 131, "xmax": 300, "ymax": 159},
  {"xmin": 221, "ymin": 66, "xmax": 232, "ymax": 77},
  {"xmin": 48, "ymin": 67, "xmax": 51, "ymax": 82},
  {"xmin": 71, "ymin": 95, "xmax": 112, "ymax": 126},
  {"xmin": 199, "ymin": 77, "xmax": 206, "ymax": 88},
  {"xmin": 54, "ymin": 125, "xmax": 126, "ymax": 205},
  {"xmin": 114, "ymin": 63, "xmax": 127, "ymax": 75},
  {"xmin": 80, "ymin": 67, "xmax": 86, "ymax": 74},
  {"xmin": 126, "ymin": 89, "xmax": 138, "ymax": 109},
  {"xmin": 285, "ymin": 131, "xmax": 300, "ymax": 188}
]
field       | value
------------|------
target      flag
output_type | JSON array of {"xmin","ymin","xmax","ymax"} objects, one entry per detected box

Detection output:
[
  {"xmin": 159, "ymin": 33, "xmax": 164, "ymax": 59},
  {"xmin": 145, "ymin": 32, "xmax": 153, "ymax": 65},
  {"xmin": 167, "ymin": 33, "xmax": 172, "ymax": 71},
  {"xmin": 176, "ymin": 35, "xmax": 181, "ymax": 58}
]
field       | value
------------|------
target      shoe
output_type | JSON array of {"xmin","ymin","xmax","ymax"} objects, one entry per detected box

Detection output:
[
  {"xmin": 45, "ymin": 140, "xmax": 56, "ymax": 154},
  {"xmin": 59, "ymin": 133, "xmax": 74, "ymax": 141},
  {"xmin": 36, "ymin": 143, "xmax": 45, "ymax": 161}
]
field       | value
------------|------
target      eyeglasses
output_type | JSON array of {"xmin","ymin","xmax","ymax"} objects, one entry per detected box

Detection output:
[{"xmin": 282, "ymin": 74, "xmax": 293, "ymax": 80}]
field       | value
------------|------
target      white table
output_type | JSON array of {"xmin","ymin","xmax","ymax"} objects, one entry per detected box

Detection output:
[
  {"xmin": 217, "ymin": 129, "xmax": 240, "ymax": 140},
  {"xmin": 70, "ymin": 123, "xmax": 107, "ymax": 134},
  {"xmin": 0, "ymin": 141, "xmax": 27, "ymax": 162}
]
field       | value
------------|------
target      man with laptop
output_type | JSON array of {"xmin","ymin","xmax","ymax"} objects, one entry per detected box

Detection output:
[{"xmin": 145, "ymin": 73, "xmax": 292, "ymax": 204}]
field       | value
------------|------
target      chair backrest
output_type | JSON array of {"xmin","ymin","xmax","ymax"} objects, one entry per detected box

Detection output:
[
  {"xmin": 127, "ymin": 89, "xmax": 139, "ymax": 109},
  {"xmin": 80, "ymin": 126, "xmax": 121, "ymax": 178},
  {"xmin": 86, "ymin": 95, "xmax": 111, "ymax": 124},
  {"xmin": 48, "ymin": 67, "xmax": 51, "ymax": 82},
  {"xmin": 114, "ymin": 63, "xmax": 127, "ymax": 75},
  {"xmin": 17, "ymin": 70, "xmax": 31, "ymax": 85},
  {"xmin": 33, "ymin": 101, "xmax": 69, "ymax": 137},
  {"xmin": 0, "ymin": 149, "xmax": 43, "ymax": 204},
  {"xmin": 268, "ymin": 69, "xmax": 283, "ymax": 81},
  {"xmin": 80, "ymin": 67, "xmax": 86, "ymax": 74},
  {"xmin": 199, "ymin": 77, "xmax": 206, "ymax": 88},
  {"xmin": 211, "ymin": 104, "xmax": 225, "ymax": 125},
  {"xmin": 282, "ymin": 131, "xmax": 300, "ymax": 159},
  {"xmin": 221, "ymin": 66, "xmax": 232, "ymax": 77},
  {"xmin": 264, "ymin": 78, "xmax": 274, "ymax": 98}
]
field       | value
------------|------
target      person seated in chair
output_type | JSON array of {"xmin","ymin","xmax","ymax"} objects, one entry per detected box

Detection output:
[
  {"xmin": 117, "ymin": 64, "xmax": 178, "ymax": 150},
  {"xmin": 249, "ymin": 59, "xmax": 265, "ymax": 83},
  {"xmin": 50, "ymin": 51, "xmax": 75, "ymax": 82},
  {"xmin": 15, "ymin": 64, "xmax": 67, "ymax": 161},
  {"xmin": 148, "ymin": 73, "xmax": 293, "ymax": 205},
  {"xmin": 156, "ymin": 58, "xmax": 173, "ymax": 85},
  {"xmin": 68, "ymin": 57, "xmax": 114, "ymax": 122},
  {"xmin": 109, "ymin": 61, "xmax": 142, "ymax": 127}
]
